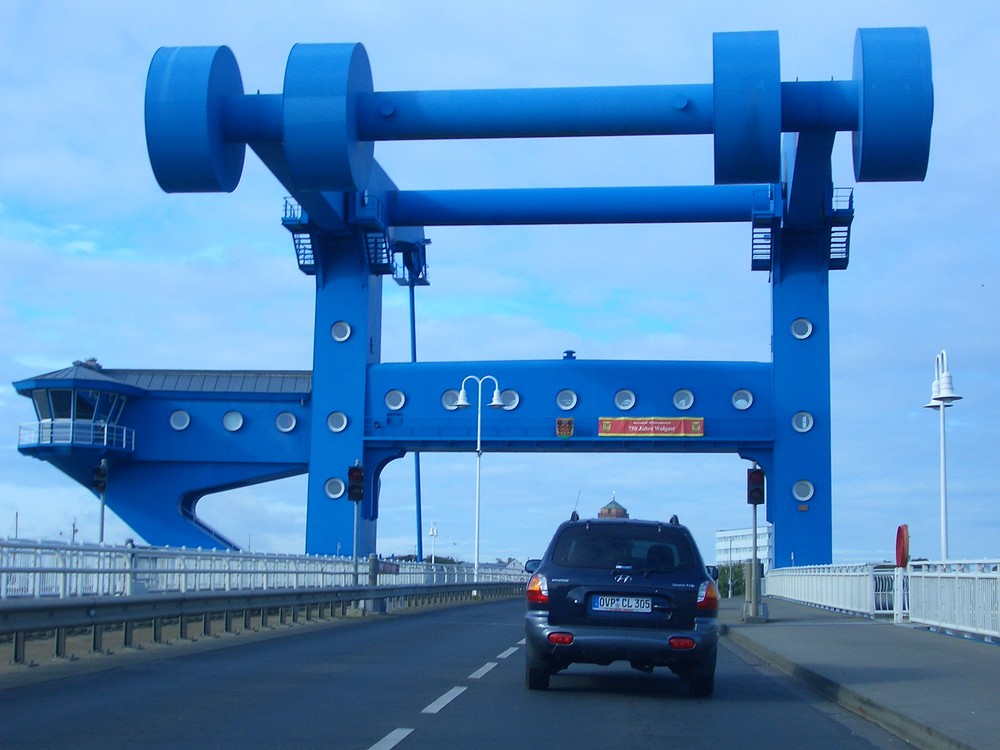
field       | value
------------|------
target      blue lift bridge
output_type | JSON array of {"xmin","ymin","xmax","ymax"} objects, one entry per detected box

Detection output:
[{"xmin": 14, "ymin": 29, "xmax": 933, "ymax": 566}]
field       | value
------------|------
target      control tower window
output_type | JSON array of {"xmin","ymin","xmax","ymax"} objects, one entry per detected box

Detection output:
[
  {"xmin": 32, "ymin": 390, "xmax": 52, "ymax": 420},
  {"xmin": 75, "ymin": 391, "xmax": 96, "ymax": 420},
  {"xmin": 49, "ymin": 389, "xmax": 73, "ymax": 418}
]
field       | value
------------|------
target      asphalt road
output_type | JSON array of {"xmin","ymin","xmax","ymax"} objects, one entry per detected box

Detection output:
[{"xmin": 1, "ymin": 599, "xmax": 908, "ymax": 749}]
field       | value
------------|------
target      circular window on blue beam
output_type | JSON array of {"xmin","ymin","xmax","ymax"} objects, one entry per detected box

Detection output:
[
  {"xmin": 325, "ymin": 477, "xmax": 345, "ymax": 499},
  {"xmin": 385, "ymin": 390, "xmax": 406, "ymax": 411},
  {"xmin": 556, "ymin": 389, "xmax": 578, "ymax": 411},
  {"xmin": 169, "ymin": 410, "xmax": 191, "ymax": 431},
  {"xmin": 792, "ymin": 480, "xmax": 815, "ymax": 502},
  {"xmin": 792, "ymin": 412, "xmax": 814, "ymax": 433},
  {"xmin": 791, "ymin": 318, "xmax": 814, "ymax": 340},
  {"xmin": 331, "ymin": 321, "xmax": 352, "ymax": 342},
  {"xmin": 732, "ymin": 390, "xmax": 753, "ymax": 410},
  {"xmin": 275, "ymin": 411, "xmax": 297, "ymax": 433},
  {"xmin": 222, "ymin": 411, "xmax": 244, "ymax": 432},
  {"xmin": 673, "ymin": 389, "xmax": 695, "ymax": 411},
  {"xmin": 614, "ymin": 389, "xmax": 636, "ymax": 411},
  {"xmin": 441, "ymin": 389, "xmax": 460, "ymax": 411},
  {"xmin": 327, "ymin": 411, "xmax": 348, "ymax": 432},
  {"xmin": 499, "ymin": 389, "xmax": 520, "ymax": 411}
]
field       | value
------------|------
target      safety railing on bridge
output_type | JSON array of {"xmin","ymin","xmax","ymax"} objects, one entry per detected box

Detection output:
[
  {"xmin": 1, "ymin": 539, "xmax": 526, "ymax": 600},
  {"xmin": 0, "ymin": 540, "xmax": 529, "ymax": 666},
  {"xmin": 763, "ymin": 560, "xmax": 1000, "ymax": 641}
]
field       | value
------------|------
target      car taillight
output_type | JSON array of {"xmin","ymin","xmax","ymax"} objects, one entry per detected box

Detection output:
[
  {"xmin": 668, "ymin": 636, "xmax": 696, "ymax": 650},
  {"xmin": 526, "ymin": 573, "xmax": 549, "ymax": 604},
  {"xmin": 548, "ymin": 632, "xmax": 574, "ymax": 645},
  {"xmin": 697, "ymin": 579, "xmax": 720, "ymax": 611}
]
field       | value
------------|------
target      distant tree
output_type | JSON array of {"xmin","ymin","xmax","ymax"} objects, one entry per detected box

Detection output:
[{"xmin": 717, "ymin": 563, "xmax": 747, "ymax": 598}]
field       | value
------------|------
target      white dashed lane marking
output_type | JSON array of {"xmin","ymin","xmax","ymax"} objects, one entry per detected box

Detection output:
[
  {"xmin": 469, "ymin": 662, "xmax": 498, "ymax": 679},
  {"xmin": 496, "ymin": 647, "xmax": 519, "ymax": 659},
  {"xmin": 421, "ymin": 686, "xmax": 467, "ymax": 714},
  {"xmin": 368, "ymin": 727, "xmax": 414, "ymax": 750}
]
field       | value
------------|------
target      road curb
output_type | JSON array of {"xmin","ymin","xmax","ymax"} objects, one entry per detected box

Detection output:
[{"xmin": 720, "ymin": 624, "xmax": 976, "ymax": 750}]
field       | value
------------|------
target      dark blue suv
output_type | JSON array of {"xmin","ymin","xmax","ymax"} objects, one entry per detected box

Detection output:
[{"xmin": 524, "ymin": 516, "xmax": 720, "ymax": 697}]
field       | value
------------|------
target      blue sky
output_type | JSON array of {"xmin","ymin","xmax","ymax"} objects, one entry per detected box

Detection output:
[{"xmin": 2, "ymin": 1, "xmax": 998, "ymax": 564}]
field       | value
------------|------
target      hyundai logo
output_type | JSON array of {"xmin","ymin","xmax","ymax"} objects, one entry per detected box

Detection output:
[{"xmin": 613, "ymin": 573, "xmax": 633, "ymax": 584}]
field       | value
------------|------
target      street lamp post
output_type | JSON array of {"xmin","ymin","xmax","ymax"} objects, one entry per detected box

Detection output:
[
  {"xmin": 924, "ymin": 350, "xmax": 962, "ymax": 560},
  {"xmin": 455, "ymin": 375, "xmax": 504, "ymax": 587}
]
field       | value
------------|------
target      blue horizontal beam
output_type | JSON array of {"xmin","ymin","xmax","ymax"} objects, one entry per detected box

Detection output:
[
  {"xmin": 387, "ymin": 185, "xmax": 775, "ymax": 226},
  {"xmin": 221, "ymin": 81, "xmax": 859, "ymax": 145}
]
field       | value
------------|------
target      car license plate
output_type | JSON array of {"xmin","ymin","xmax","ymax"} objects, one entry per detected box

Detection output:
[{"xmin": 592, "ymin": 595, "xmax": 652, "ymax": 613}]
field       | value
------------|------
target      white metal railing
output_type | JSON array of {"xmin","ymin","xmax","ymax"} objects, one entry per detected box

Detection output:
[
  {"xmin": 763, "ymin": 563, "xmax": 895, "ymax": 615},
  {"xmin": 1, "ymin": 540, "xmax": 527, "ymax": 600},
  {"xmin": 908, "ymin": 561, "xmax": 1000, "ymax": 638},
  {"xmin": 18, "ymin": 419, "xmax": 136, "ymax": 452},
  {"xmin": 763, "ymin": 560, "xmax": 1000, "ymax": 639}
]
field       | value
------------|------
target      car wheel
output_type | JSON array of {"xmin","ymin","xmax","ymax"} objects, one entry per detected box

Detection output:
[
  {"xmin": 688, "ymin": 671, "xmax": 714, "ymax": 698},
  {"xmin": 526, "ymin": 662, "xmax": 550, "ymax": 690}
]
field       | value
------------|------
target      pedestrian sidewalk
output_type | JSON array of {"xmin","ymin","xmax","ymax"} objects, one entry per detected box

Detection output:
[{"xmin": 719, "ymin": 597, "xmax": 1000, "ymax": 750}]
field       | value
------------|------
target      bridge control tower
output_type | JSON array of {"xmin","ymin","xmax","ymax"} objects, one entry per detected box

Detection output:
[{"xmin": 15, "ymin": 29, "xmax": 932, "ymax": 565}]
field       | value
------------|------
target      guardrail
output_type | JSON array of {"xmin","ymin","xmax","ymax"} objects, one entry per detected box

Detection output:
[
  {"xmin": 1, "ymin": 540, "xmax": 524, "ymax": 599},
  {"xmin": 0, "ymin": 580, "xmax": 523, "ymax": 665},
  {"xmin": 1, "ymin": 540, "xmax": 528, "ymax": 665},
  {"xmin": 763, "ymin": 560, "xmax": 1000, "ymax": 640}
]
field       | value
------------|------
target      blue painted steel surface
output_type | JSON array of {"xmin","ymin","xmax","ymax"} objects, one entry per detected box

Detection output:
[
  {"xmin": 15, "ymin": 29, "xmax": 933, "ymax": 564},
  {"xmin": 852, "ymin": 28, "xmax": 934, "ymax": 182},
  {"xmin": 713, "ymin": 31, "xmax": 781, "ymax": 185},
  {"xmin": 145, "ymin": 46, "xmax": 245, "ymax": 193}
]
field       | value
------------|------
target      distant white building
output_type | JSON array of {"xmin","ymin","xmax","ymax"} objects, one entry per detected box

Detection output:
[{"xmin": 715, "ymin": 525, "xmax": 774, "ymax": 573}]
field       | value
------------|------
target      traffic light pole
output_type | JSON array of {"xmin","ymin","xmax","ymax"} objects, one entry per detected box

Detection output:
[
  {"xmin": 751, "ymin": 503, "xmax": 759, "ymax": 617},
  {"xmin": 352, "ymin": 498, "xmax": 360, "ymax": 586}
]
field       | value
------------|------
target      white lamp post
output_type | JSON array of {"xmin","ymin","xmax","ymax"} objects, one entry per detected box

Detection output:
[
  {"xmin": 455, "ymin": 375, "xmax": 504, "ymax": 586},
  {"xmin": 924, "ymin": 350, "xmax": 962, "ymax": 560}
]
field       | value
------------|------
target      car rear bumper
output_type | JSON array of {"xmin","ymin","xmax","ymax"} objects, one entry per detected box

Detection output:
[{"xmin": 524, "ymin": 610, "xmax": 719, "ymax": 670}]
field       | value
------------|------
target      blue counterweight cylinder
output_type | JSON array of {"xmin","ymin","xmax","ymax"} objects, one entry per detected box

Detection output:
[
  {"xmin": 852, "ymin": 27, "xmax": 933, "ymax": 182},
  {"xmin": 145, "ymin": 46, "xmax": 246, "ymax": 193}
]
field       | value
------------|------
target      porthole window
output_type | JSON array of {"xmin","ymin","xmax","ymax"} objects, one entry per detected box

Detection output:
[
  {"xmin": 556, "ymin": 389, "xmax": 578, "ymax": 411},
  {"xmin": 791, "ymin": 318, "xmax": 814, "ymax": 340},
  {"xmin": 222, "ymin": 411, "xmax": 244, "ymax": 432},
  {"xmin": 614, "ymin": 389, "xmax": 636, "ymax": 411},
  {"xmin": 169, "ymin": 410, "xmax": 191, "ymax": 431},
  {"xmin": 792, "ymin": 411, "xmax": 814, "ymax": 433},
  {"xmin": 275, "ymin": 411, "xmax": 297, "ymax": 433},
  {"xmin": 324, "ymin": 477, "xmax": 346, "ymax": 499},
  {"xmin": 326, "ymin": 411, "xmax": 348, "ymax": 432},
  {"xmin": 792, "ymin": 480, "xmax": 815, "ymax": 502},
  {"xmin": 441, "ymin": 389, "xmax": 461, "ymax": 411},
  {"xmin": 673, "ymin": 389, "xmax": 695, "ymax": 411},
  {"xmin": 385, "ymin": 389, "xmax": 406, "ymax": 411},
  {"xmin": 331, "ymin": 321, "xmax": 352, "ymax": 342},
  {"xmin": 499, "ymin": 389, "xmax": 520, "ymax": 411},
  {"xmin": 732, "ymin": 389, "xmax": 753, "ymax": 411}
]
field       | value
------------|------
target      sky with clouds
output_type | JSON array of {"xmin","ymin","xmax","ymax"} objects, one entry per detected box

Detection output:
[{"xmin": 2, "ymin": 1, "xmax": 998, "ymax": 565}]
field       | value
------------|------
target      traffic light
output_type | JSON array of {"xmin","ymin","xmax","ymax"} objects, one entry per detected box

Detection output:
[
  {"xmin": 92, "ymin": 461, "xmax": 108, "ymax": 494},
  {"xmin": 747, "ymin": 467, "xmax": 765, "ymax": 505},
  {"xmin": 347, "ymin": 464, "xmax": 365, "ymax": 501}
]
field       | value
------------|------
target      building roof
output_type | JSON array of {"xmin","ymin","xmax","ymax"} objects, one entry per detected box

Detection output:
[{"xmin": 14, "ymin": 362, "xmax": 312, "ymax": 395}]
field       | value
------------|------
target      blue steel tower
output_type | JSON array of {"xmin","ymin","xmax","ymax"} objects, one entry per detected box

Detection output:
[{"xmin": 15, "ymin": 29, "xmax": 932, "ymax": 565}]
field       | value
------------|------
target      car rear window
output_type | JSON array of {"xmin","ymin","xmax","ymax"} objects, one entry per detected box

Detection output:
[{"xmin": 550, "ymin": 523, "xmax": 697, "ymax": 571}]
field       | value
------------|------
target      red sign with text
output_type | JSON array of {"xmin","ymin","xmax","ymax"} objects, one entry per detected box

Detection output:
[{"xmin": 598, "ymin": 417, "xmax": 704, "ymax": 437}]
